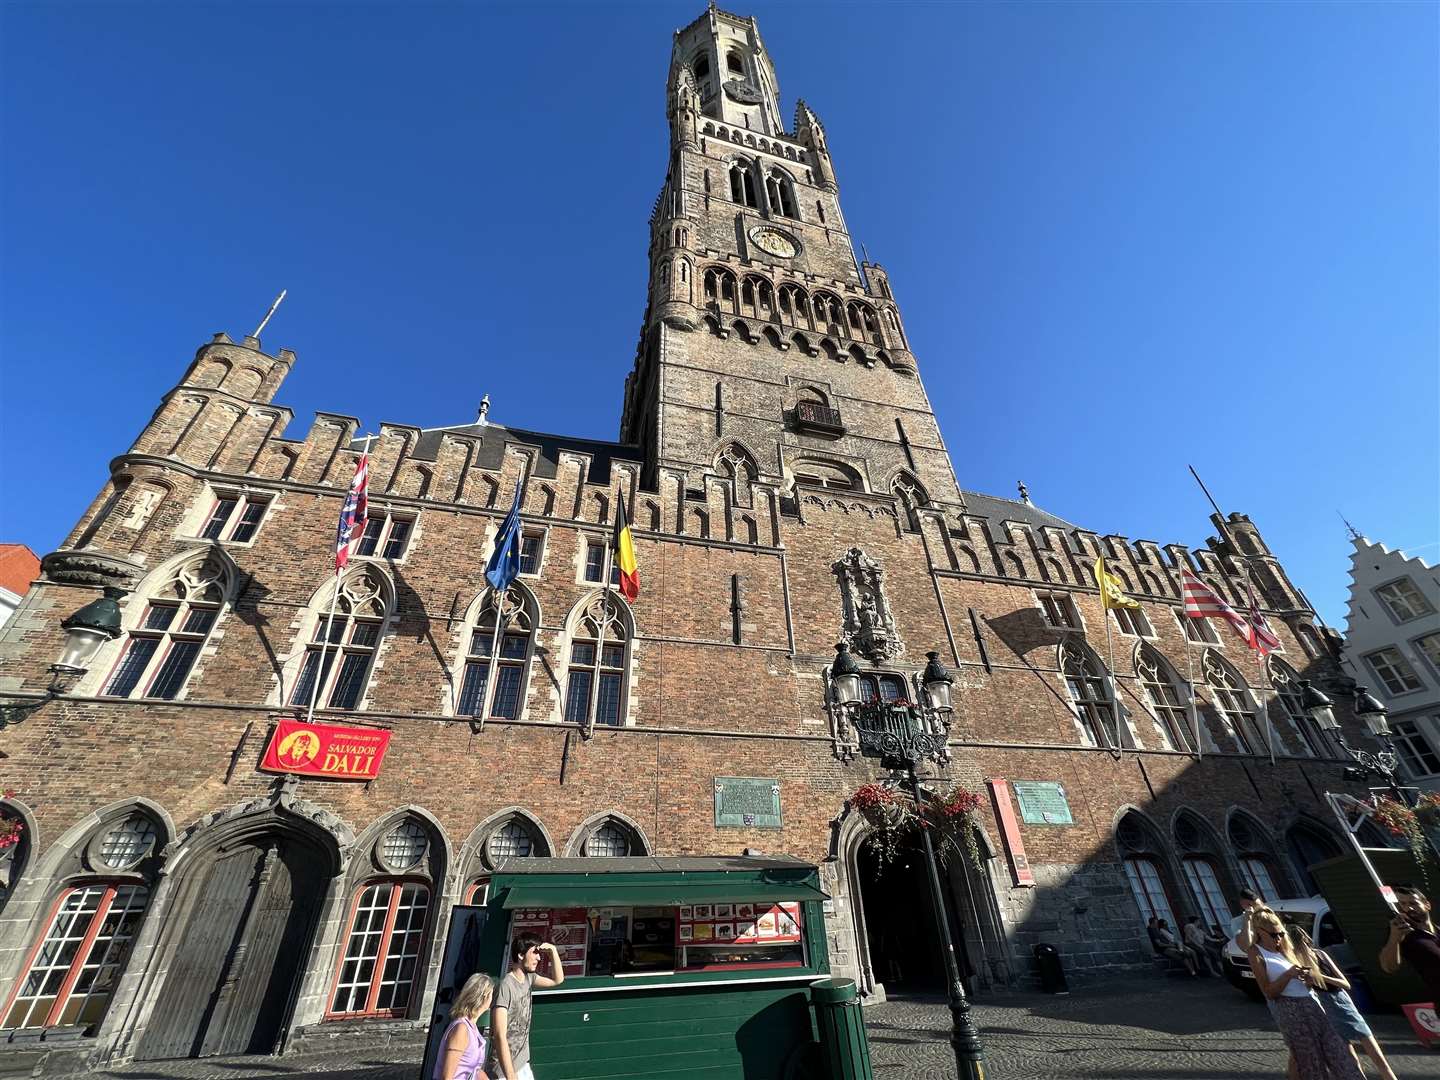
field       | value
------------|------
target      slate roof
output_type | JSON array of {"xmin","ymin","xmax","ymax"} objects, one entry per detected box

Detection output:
[{"xmin": 960, "ymin": 490, "xmax": 1078, "ymax": 542}]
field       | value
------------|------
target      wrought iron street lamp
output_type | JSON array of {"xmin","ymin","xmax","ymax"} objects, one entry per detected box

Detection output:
[
  {"xmin": 0, "ymin": 588, "xmax": 124, "ymax": 729},
  {"xmin": 1299, "ymin": 680, "xmax": 1410, "ymax": 805},
  {"xmin": 830, "ymin": 643, "xmax": 989, "ymax": 1080}
]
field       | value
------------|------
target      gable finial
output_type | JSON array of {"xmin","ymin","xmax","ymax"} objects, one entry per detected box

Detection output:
[
  {"xmin": 1017, "ymin": 480, "xmax": 1031, "ymax": 505},
  {"xmin": 476, "ymin": 394, "xmax": 491, "ymax": 427},
  {"xmin": 1338, "ymin": 510, "xmax": 1360, "ymax": 541}
]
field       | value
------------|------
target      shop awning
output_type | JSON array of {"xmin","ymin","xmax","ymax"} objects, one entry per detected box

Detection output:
[{"xmin": 497, "ymin": 878, "xmax": 828, "ymax": 910}]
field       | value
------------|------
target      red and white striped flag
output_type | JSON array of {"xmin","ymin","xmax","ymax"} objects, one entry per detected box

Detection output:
[
  {"xmin": 1179, "ymin": 564, "xmax": 1249, "ymax": 641},
  {"xmin": 1244, "ymin": 578, "xmax": 1282, "ymax": 657},
  {"xmin": 334, "ymin": 454, "xmax": 369, "ymax": 571}
]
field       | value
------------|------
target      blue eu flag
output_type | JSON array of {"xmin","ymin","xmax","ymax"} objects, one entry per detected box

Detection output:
[{"xmin": 485, "ymin": 485, "xmax": 522, "ymax": 592}]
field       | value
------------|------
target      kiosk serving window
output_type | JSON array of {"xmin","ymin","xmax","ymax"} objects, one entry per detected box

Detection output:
[{"xmin": 506, "ymin": 900, "xmax": 806, "ymax": 977}]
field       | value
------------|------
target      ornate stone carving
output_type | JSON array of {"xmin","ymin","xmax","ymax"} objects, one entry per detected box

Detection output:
[
  {"xmin": 41, "ymin": 549, "xmax": 144, "ymax": 590},
  {"xmin": 832, "ymin": 547, "xmax": 901, "ymax": 663}
]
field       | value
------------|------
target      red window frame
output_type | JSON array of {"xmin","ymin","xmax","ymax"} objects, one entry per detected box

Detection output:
[
  {"xmin": 0, "ymin": 881, "xmax": 149, "ymax": 1030},
  {"xmin": 326, "ymin": 879, "xmax": 432, "ymax": 1020}
]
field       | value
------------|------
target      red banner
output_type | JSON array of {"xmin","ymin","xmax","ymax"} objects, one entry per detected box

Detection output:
[
  {"xmin": 260, "ymin": 718, "xmax": 392, "ymax": 781},
  {"xmin": 987, "ymin": 778, "xmax": 1036, "ymax": 887}
]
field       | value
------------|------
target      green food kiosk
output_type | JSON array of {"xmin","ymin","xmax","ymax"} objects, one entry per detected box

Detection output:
[{"xmin": 424, "ymin": 855, "xmax": 869, "ymax": 1080}]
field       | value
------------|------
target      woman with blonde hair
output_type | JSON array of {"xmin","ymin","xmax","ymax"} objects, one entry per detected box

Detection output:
[
  {"xmin": 1247, "ymin": 910, "xmax": 1363, "ymax": 1079},
  {"xmin": 434, "ymin": 973, "xmax": 492, "ymax": 1080},
  {"xmin": 1289, "ymin": 925, "xmax": 1397, "ymax": 1080}
]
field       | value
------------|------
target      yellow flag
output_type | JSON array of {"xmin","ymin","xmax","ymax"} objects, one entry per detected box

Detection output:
[{"xmin": 1095, "ymin": 556, "xmax": 1140, "ymax": 610}]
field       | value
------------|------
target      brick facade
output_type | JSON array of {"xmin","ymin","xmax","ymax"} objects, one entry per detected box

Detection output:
[{"xmin": 0, "ymin": 6, "xmax": 1374, "ymax": 1071}]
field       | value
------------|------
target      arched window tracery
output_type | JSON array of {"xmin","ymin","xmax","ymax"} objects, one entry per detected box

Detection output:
[
  {"xmin": 563, "ymin": 594, "xmax": 633, "ymax": 729},
  {"xmin": 728, "ymin": 159, "xmax": 758, "ymax": 208},
  {"xmin": 703, "ymin": 266, "xmax": 738, "ymax": 312},
  {"xmin": 1061, "ymin": 643, "xmax": 1120, "ymax": 748},
  {"xmin": 100, "ymin": 552, "xmax": 232, "ymax": 700},
  {"xmin": 288, "ymin": 567, "xmax": 392, "ymax": 712},
  {"xmin": 1135, "ymin": 646, "xmax": 1193, "ymax": 752},
  {"xmin": 765, "ymin": 168, "xmax": 797, "ymax": 218},
  {"xmin": 1202, "ymin": 650, "xmax": 1266, "ymax": 756},
  {"xmin": 455, "ymin": 586, "xmax": 537, "ymax": 721}
]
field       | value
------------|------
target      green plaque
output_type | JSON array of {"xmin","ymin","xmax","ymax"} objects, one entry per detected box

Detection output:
[
  {"xmin": 714, "ymin": 777, "xmax": 782, "ymax": 829},
  {"xmin": 1013, "ymin": 781, "xmax": 1073, "ymax": 825}
]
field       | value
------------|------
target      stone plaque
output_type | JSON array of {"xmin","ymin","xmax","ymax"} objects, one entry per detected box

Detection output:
[
  {"xmin": 1013, "ymin": 781, "xmax": 1073, "ymax": 825},
  {"xmin": 714, "ymin": 777, "xmax": 782, "ymax": 829}
]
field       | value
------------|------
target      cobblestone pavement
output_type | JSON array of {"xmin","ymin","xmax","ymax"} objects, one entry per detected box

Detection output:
[
  {"xmin": 869, "ymin": 980, "xmax": 1440, "ymax": 1079},
  {"xmin": 63, "ymin": 979, "xmax": 1440, "ymax": 1079}
]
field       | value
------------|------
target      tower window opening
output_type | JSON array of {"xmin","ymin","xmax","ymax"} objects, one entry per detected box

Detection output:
[
  {"xmin": 766, "ymin": 170, "xmax": 797, "ymax": 219},
  {"xmin": 729, "ymin": 160, "xmax": 758, "ymax": 208},
  {"xmin": 816, "ymin": 200, "xmax": 826, "ymax": 224},
  {"xmin": 693, "ymin": 55, "xmax": 710, "ymax": 81},
  {"xmin": 727, "ymin": 51, "xmax": 744, "ymax": 74}
]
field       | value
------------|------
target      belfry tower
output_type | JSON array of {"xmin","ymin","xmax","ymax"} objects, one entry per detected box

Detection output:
[{"xmin": 620, "ymin": 6, "xmax": 961, "ymax": 515}]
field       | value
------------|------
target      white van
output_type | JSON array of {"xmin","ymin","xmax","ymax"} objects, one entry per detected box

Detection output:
[{"xmin": 1223, "ymin": 897, "xmax": 1356, "ymax": 1000}]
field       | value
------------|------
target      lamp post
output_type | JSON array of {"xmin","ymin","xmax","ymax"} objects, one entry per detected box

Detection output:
[
  {"xmin": 0, "ymin": 588, "xmax": 125, "ymax": 730},
  {"xmin": 1299, "ymin": 680, "xmax": 1410, "ymax": 805},
  {"xmin": 830, "ymin": 643, "xmax": 989, "ymax": 1080}
]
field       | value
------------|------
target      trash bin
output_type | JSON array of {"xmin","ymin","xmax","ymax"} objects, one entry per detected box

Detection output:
[
  {"xmin": 811, "ymin": 978, "xmax": 875, "ymax": 1080},
  {"xmin": 1034, "ymin": 943, "xmax": 1069, "ymax": 994}
]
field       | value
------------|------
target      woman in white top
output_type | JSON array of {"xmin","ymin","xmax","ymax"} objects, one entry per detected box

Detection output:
[{"xmin": 1247, "ymin": 911, "xmax": 1364, "ymax": 1080}]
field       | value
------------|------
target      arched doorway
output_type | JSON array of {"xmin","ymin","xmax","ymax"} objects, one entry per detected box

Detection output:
[
  {"xmin": 134, "ymin": 828, "xmax": 331, "ymax": 1060},
  {"xmin": 1286, "ymin": 820, "xmax": 1344, "ymax": 897},
  {"xmin": 855, "ymin": 829, "xmax": 970, "ymax": 995}
]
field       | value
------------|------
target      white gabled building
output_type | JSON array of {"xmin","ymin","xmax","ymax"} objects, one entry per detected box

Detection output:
[{"xmin": 1340, "ymin": 533, "xmax": 1440, "ymax": 790}]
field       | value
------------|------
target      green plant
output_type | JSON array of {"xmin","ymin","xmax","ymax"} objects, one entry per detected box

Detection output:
[
  {"xmin": 1369, "ymin": 796, "xmax": 1438, "ymax": 885},
  {"xmin": 849, "ymin": 781, "xmax": 986, "ymax": 873}
]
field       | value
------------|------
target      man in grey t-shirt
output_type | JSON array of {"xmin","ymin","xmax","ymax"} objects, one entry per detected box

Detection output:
[{"xmin": 491, "ymin": 932, "xmax": 564, "ymax": 1080}]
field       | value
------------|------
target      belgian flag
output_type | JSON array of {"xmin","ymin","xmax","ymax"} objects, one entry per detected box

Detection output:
[{"xmin": 612, "ymin": 498, "xmax": 640, "ymax": 601}]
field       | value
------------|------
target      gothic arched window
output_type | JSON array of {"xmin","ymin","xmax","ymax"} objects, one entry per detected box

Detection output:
[
  {"xmin": 456, "ymin": 586, "xmax": 537, "ymax": 721},
  {"xmin": 288, "ymin": 568, "xmax": 392, "ymax": 711},
  {"xmin": 813, "ymin": 292, "xmax": 844, "ymax": 335},
  {"xmin": 693, "ymin": 54, "xmax": 709, "ymax": 81},
  {"xmin": 1135, "ymin": 646, "xmax": 1193, "ymax": 752},
  {"xmin": 1061, "ymin": 644, "xmax": 1119, "ymax": 748},
  {"xmin": 765, "ymin": 169, "xmax": 797, "ymax": 218},
  {"xmin": 563, "ymin": 594, "xmax": 633, "ymax": 729},
  {"xmin": 329, "ymin": 814, "xmax": 439, "ymax": 1019},
  {"xmin": 1269, "ymin": 658, "xmax": 1323, "ymax": 758},
  {"xmin": 1202, "ymin": 650, "xmax": 1266, "ymax": 755},
  {"xmin": 1115, "ymin": 810, "xmax": 1179, "ymax": 928},
  {"xmin": 891, "ymin": 473, "xmax": 928, "ymax": 533},
  {"xmin": 847, "ymin": 301, "xmax": 881, "ymax": 344},
  {"xmin": 726, "ymin": 50, "xmax": 744, "ymax": 74},
  {"xmin": 703, "ymin": 266, "xmax": 737, "ymax": 312},
  {"xmin": 729, "ymin": 159, "xmax": 758, "ymax": 208},
  {"xmin": 3, "ymin": 806, "xmax": 164, "ymax": 1030},
  {"xmin": 778, "ymin": 284, "xmax": 810, "ymax": 327},
  {"xmin": 101, "ymin": 553, "xmax": 232, "ymax": 700}
]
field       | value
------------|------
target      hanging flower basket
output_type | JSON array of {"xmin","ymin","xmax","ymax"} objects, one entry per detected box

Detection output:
[
  {"xmin": 1369, "ymin": 796, "xmax": 1439, "ymax": 886},
  {"xmin": 0, "ymin": 789, "xmax": 22, "ymax": 855},
  {"xmin": 848, "ymin": 781, "xmax": 987, "ymax": 874}
]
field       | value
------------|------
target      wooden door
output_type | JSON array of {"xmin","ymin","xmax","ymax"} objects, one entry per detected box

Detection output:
[{"xmin": 134, "ymin": 836, "xmax": 324, "ymax": 1060}]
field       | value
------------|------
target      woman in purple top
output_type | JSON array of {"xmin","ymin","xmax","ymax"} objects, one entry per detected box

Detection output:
[{"xmin": 435, "ymin": 974, "xmax": 492, "ymax": 1080}]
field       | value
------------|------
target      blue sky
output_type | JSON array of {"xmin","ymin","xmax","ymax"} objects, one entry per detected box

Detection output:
[{"xmin": 1, "ymin": 1, "xmax": 1435, "ymax": 625}]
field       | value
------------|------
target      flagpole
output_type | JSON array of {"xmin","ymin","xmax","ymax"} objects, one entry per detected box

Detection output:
[
  {"xmin": 306, "ymin": 433, "xmax": 372, "ymax": 723},
  {"xmin": 1188, "ymin": 465, "xmax": 1277, "ymax": 765},
  {"xmin": 585, "ymin": 492, "xmax": 619, "ymax": 741},
  {"xmin": 304, "ymin": 573, "xmax": 340, "ymax": 724},
  {"xmin": 478, "ymin": 483, "xmax": 523, "ymax": 728},
  {"xmin": 475, "ymin": 587, "xmax": 507, "ymax": 730},
  {"xmin": 1185, "ymin": 636, "xmax": 1202, "ymax": 759}
]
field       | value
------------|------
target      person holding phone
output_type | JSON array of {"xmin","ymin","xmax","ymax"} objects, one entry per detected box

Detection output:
[
  {"xmin": 490, "ymin": 933, "xmax": 565, "ymax": 1080},
  {"xmin": 1380, "ymin": 883, "xmax": 1440, "ymax": 1003},
  {"xmin": 1247, "ymin": 910, "xmax": 1364, "ymax": 1079}
]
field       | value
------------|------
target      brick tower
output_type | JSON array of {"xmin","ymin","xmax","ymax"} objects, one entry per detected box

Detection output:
[{"xmin": 621, "ymin": 7, "xmax": 957, "ymax": 514}]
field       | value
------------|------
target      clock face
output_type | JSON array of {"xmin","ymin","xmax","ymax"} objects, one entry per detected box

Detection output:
[{"xmin": 750, "ymin": 227, "xmax": 798, "ymax": 259}]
